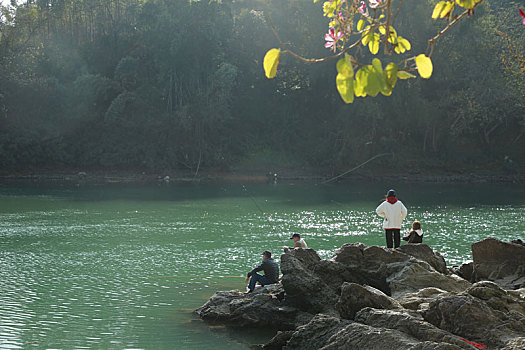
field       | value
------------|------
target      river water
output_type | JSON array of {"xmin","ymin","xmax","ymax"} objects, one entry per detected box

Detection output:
[{"xmin": 1, "ymin": 182, "xmax": 524, "ymax": 349}]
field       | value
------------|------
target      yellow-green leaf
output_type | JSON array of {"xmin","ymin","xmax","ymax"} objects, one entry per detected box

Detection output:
[
  {"xmin": 397, "ymin": 70, "xmax": 416, "ymax": 79},
  {"xmin": 357, "ymin": 19, "xmax": 365, "ymax": 31},
  {"xmin": 394, "ymin": 36, "xmax": 411, "ymax": 54},
  {"xmin": 384, "ymin": 62, "xmax": 398, "ymax": 89},
  {"xmin": 441, "ymin": 2, "xmax": 455, "ymax": 18},
  {"xmin": 336, "ymin": 74, "xmax": 354, "ymax": 104},
  {"xmin": 432, "ymin": 1, "xmax": 446, "ymax": 19},
  {"xmin": 415, "ymin": 54, "xmax": 433, "ymax": 79},
  {"xmin": 336, "ymin": 54, "xmax": 354, "ymax": 78},
  {"xmin": 372, "ymin": 58, "xmax": 388, "ymax": 92},
  {"xmin": 263, "ymin": 48, "xmax": 281, "ymax": 79},
  {"xmin": 354, "ymin": 69, "xmax": 367, "ymax": 97},
  {"xmin": 368, "ymin": 33, "xmax": 380, "ymax": 55},
  {"xmin": 361, "ymin": 28, "xmax": 372, "ymax": 45},
  {"xmin": 455, "ymin": 0, "xmax": 480, "ymax": 9}
]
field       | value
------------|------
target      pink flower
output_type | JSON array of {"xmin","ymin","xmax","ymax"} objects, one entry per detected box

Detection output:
[
  {"xmin": 359, "ymin": 1, "xmax": 367, "ymax": 14},
  {"xmin": 324, "ymin": 28, "xmax": 344, "ymax": 48},
  {"xmin": 369, "ymin": 0, "xmax": 382, "ymax": 9},
  {"xmin": 359, "ymin": 1, "xmax": 369, "ymax": 16},
  {"xmin": 520, "ymin": 9, "xmax": 525, "ymax": 25}
]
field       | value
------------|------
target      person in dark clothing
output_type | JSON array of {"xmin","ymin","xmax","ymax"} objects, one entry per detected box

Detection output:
[
  {"xmin": 403, "ymin": 220, "xmax": 424, "ymax": 244},
  {"xmin": 245, "ymin": 250, "xmax": 280, "ymax": 293}
]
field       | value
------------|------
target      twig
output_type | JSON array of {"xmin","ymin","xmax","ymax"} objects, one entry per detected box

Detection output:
[
  {"xmin": 267, "ymin": 13, "xmax": 363, "ymax": 64},
  {"xmin": 496, "ymin": 30, "xmax": 525, "ymax": 75},
  {"xmin": 426, "ymin": 2, "xmax": 484, "ymax": 58}
]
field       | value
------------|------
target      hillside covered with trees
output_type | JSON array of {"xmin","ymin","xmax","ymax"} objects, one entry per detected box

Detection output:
[{"xmin": 0, "ymin": 0, "xmax": 524, "ymax": 176}]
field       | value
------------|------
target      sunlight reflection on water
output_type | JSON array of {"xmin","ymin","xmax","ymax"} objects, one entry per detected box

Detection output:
[{"xmin": 1, "ymin": 184, "xmax": 525, "ymax": 348}]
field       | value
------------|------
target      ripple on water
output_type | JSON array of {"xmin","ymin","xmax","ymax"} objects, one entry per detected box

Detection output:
[{"xmin": 1, "ymin": 189, "xmax": 524, "ymax": 349}]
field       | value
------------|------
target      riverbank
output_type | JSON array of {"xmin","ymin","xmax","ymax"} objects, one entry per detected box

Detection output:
[
  {"xmin": 196, "ymin": 238, "xmax": 525, "ymax": 349},
  {"xmin": 0, "ymin": 167, "xmax": 523, "ymax": 185}
]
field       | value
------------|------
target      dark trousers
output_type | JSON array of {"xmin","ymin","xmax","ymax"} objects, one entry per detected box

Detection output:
[
  {"xmin": 386, "ymin": 229, "xmax": 401, "ymax": 248},
  {"xmin": 248, "ymin": 273, "xmax": 273, "ymax": 292}
]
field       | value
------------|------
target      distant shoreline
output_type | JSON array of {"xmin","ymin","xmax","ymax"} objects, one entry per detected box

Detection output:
[{"xmin": 0, "ymin": 168, "xmax": 523, "ymax": 186}]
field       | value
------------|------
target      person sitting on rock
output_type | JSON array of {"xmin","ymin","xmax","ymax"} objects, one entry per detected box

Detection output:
[
  {"xmin": 376, "ymin": 189, "xmax": 408, "ymax": 248},
  {"xmin": 287, "ymin": 233, "xmax": 308, "ymax": 249},
  {"xmin": 403, "ymin": 220, "xmax": 423, "ymax": 244},
  {"xmin": 245, "ymin": 250, "xmax": 280, "ymax": 293}
]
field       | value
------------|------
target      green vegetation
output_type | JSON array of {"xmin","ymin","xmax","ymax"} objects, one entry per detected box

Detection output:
[{"xmin": 0, "ymin": 0, "xmax": 523, "ymax": 175}]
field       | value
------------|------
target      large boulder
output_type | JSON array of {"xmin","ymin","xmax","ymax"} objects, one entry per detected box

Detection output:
[
  {"xmin": 471, "ymin": 238, "xmax": 525, "ymax": 289},
  {"xmin": 466, "ymin": 281, "xmax": 525, "ymax": 317},
  {"xmin": 332, "ymin": 243, "xmax": 455, "ymax": 296},
  {"xmin": 332, "ymin": 244, "xmax": 420, "ymax": 294},
  {"xmin": 458, "ymin": 261, "xmax": 474, "ymax": 282},
  {"xmin": 282, "ymin": 248, "xmax": 321, "ymax": 268},
  {"xmin": 283, "ymin": 314, "xmax": 465, "ymax": 350},
  {"xmin": 397, "ymin": 244, "xmax": 448, "ymax": 275},
  {"xmin": 396, "ymin": 287, "xmax": 451, "ymax": 312},
  {"xmin": 388, "ymin": 262, "xmax": 471, "ymax": 298},
  {"xmin": 280, "ymin": 250, "xmax": 339, "ymax": 314},
  {"xmin": 423, "ymin": 294, "xmax": 525, "ymax": 347},
  {"xmin": 354, "ymin": 308, "xmax": 474, "ymax": 349},
  {"xmin": 195, "ymin": 284, "xmax": 312, "ymax": 329},
  {"xmin": 282, "ymin": 314, "xmax": 350, "ymax": 350},
  {"xmin": 336, "ymin": 282, "xmax": 401, "ymax": 320}
]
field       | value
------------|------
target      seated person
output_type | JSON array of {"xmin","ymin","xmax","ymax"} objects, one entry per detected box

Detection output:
[
  {"xmin": 403, "ymin": 220, "xmax": 423, "ymax": 244},
  {"xmin": 287, "ymin": 233, "xmax": 308, "ymax": 249},
  {"xmin": 245, "ymin": 250, "xmax": 279, "ymax": 293}
]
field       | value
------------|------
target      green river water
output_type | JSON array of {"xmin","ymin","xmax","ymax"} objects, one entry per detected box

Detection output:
[{"xmin": 1, "ymin": 182, "xmax": 525, "ymax": 349}]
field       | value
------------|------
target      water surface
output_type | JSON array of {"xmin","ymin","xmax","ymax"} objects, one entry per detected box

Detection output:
[{"xmin": 1, "ymin": 182, "xmax": 524, "ymax": 349}]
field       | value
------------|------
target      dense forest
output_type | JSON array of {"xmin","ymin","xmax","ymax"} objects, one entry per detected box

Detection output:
[{"xmin": 0, "ymin": 0, "xmax": 524, "ymax": 176}]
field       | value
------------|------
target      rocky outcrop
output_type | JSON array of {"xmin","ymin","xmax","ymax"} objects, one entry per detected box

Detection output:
[
  {"xmin": 280, "ymin": 249, "xmax": 339, "ymax": 314},
  {"xmin": 388, "ymin": 262, "xmax": 472, "ymax": 298},
  {"xmin": 354, "ymin": 308, "xmax": 474, "ymax": 349},
  {"xmin": 397, "ymin": 244, "xmax": 448, "ymax": 274},
  {"xmin": 423, "ymin": 293, "xmax": 525, "ymax": 347},
  {"xmin": 195, "ymin": 284, "xmax": 313, "ymax": 329},
  {"xmin": 330, "ymin": 243, "xmax": 459, "ymax": 296},
  {"xmin": 283, "ymin": 314, "xmax": 466, "ymax": 350},
  {"xmin": 196, "ymin": 239, "xmax": 525, "ymax": 349},
  {"xmin": 472, "ymin": 238, "xmax": 525, "ymax": 289},
  {"xmin": 337, "ymin": 282, "xmax": 401, "ymax": 319}
]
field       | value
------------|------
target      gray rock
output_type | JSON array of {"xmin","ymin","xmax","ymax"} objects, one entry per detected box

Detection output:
[
  {"xmin": 332, "ymin": 243, "xmax": 457, "ymax": 297},
  {"xmin": 466, "ymin": 281, "xmax": 525, "ymax": 317},
  {"xmin": 458, "ymin": 261, "xmax": 474, "ymax": 282},
  {"xmin": 501, "ymin": 337, "xmax": 525, "ymax": 350},
  {"xmin": 283, "ymin": 314, "xmax": 350, "ymax": 350},
  {"xmin": 354, "ymin": 308, "xmax": 474, "ymax": 349},
  {"xmin": 280, "ymin": 251, "xmax": 339, "ymax": 314},
  {"xmin": 284, "ymin": 314, "xmax": 464, "ymax": 350},
  {"xmin": 336, "ymin": 282, "xmax": 401, "ymax": 320},
  {"xmin": 423, "ymin": 294, "xmax": 525, "ymax": 347},
  {"xmin": 282, "ymin": 248, "xmax": 321, "ymax": 268},
  {"xmin": 471, "ymin": 238, "xmax": 525, "ymax": 289},
  {"xmin": 332, "ymin": 243, "xmax": 421, "ymax": 295},
  {"xmin": 261, "ymin": 330, "xmax": 294, "ymax": 350},
  {"xmin": 195, "ymin": 284, "xmax": 312, "ymax": 329},
  {"xmin": 396, "ymin": 288, "xmax": 451, "ymax": 311},
  {"xmin": 397, "ymin": 244, "xmax": 448, "ymax": 275},
  {"xmin": 388, "ymin": 262, "xmax": 471, "ymax": 298}
]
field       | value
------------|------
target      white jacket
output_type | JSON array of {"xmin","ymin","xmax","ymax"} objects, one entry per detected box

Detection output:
[{"xmin": 376, "ymin": 200, "xmax": 407, "ymax": 229}]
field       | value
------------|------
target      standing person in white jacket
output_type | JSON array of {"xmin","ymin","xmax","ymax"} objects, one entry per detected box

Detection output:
[{"xmin": 376, "ymin": 189, "xmax": 407, "ymax": 248}]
